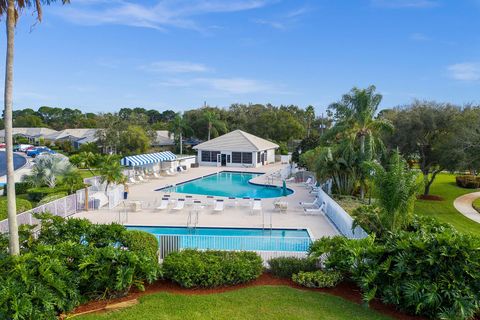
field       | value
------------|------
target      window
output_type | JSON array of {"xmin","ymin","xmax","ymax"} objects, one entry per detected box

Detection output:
[
  {"xmin": 257, "ymin": 152, "xmax": 261, "ymax": 163},
  {"xmin": 242, "ymin": 152, "xmax": 252, "ymax": 164},
  {"xmin": 201, "ymin": 151, "xmax": 220, "ymax": 162},
  {"xmin": 232, "ymin": 152, "xmax": 242, "ymax": 163},
  {"xmin": 201, "ymin": 151, "xmax": 210, "ymax": 162},
  {"xmin": 211, "ymin": 151, "xmax": 220, "ymax": 162}
]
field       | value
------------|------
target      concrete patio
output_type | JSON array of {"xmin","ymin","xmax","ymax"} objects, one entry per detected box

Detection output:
[{"xmin": 72, "ymin": 163, "xmax": 338, "ymax": 240}]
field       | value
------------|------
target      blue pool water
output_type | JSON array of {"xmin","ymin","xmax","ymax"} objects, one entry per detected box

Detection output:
[
  {"xmin": 160, "ymin": 171, "xmax": 293, "ymax": 198},
  {"xmin": 127, "ymin": 226, "xmax": 311, "ymax": 252}
]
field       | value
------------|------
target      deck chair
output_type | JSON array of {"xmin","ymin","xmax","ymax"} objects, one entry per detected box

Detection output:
[
  {"xmin": 171, "ymin": 199, "xmax": 185, "ymax": 212},
  {"xmin": 226, "ymin": 197, "xmax": 237, "ymax": 208},
  {"xmin": 128, "ymin": 177, "xmax": 138, "ymax": 184},
  {"xmin": 156, "ymin": 198, "xmax": 169, "ymax": 210},
  {"xmin": 241, "ymin": 197, "xmax": 251, "ymax": 207},
  {"xmin": 137, "ymin": 175, "xmax": 148, "ymax": 183},
  {"xmin": 212, "ymin": 199, "xmax": 224, "ymax": 214},
  {"xmin": 152, "ymin": 172, "xmax": 162, "ymax": 179},
  {"xmin": 251, "ymin": 199, "xmax": 262, "ymax": 215},
  {"xmin": 304, "ymin": 201, "xmax": 326, "ymax": 215},
  {"xmin": 300, "ymin": 197, "xmax": 320, "ymax": 209},
  {"xmin": 165, "ymin": 168, "xmax": 177, "ymax": 176}
]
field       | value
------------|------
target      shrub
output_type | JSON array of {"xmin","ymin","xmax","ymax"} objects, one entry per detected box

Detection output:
[
  {"xmin": 162, "ymin": 250, "xmax": 263, "ymax": 288},
  {"xmin": 309, "ymin": 217, "xmax": 480, "ymax": 319},
  {"xmin": 0, "ymin": 198, "xmax": 32, "ymax": 220},
  {"xmin": 123, "ymin": 230, "xmax": 158, "ymax": 261},
  {"xmin": 38, "ymin": 192, "xmax": 68, "ymax": 205},
  {"xmin": 268, "ymin": 256, "xmax": 317, "ymax": 278},
  {"xmin": 455, "ymin": 175, "xmax": 480, "ymax": 189},
  {"xmin": 27, "ymin": 186, "xmax": 69, "ymax": 202},
  {"xmin": 292, "ymin": 270, "xmax": 343, "ymax": 288},
  {"xmin": 2, "ymin": 181, "xmax": 31, "ymax": 196}
]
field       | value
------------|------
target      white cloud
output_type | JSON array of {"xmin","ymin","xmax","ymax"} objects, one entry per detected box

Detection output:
[
  {"xmin": 154, "ymin": 76, "xmax": 286, "ymax": 94},
  {"xmin": 53, "ymin": 0, "xmax": 271, "ymax": 31},
  {"xmin": 410, "ymin": 32, "xmax": 430, "ymax": 41},
  {"xmin": 254, "ymin": 5, "xmax": 310, "ymax": 30},
  {"xmin": 448, "ymin": 63, "xmax": 480, "ymax": 81},
  {"xmin": 371, "ymin": 0, "xmax": 438, "ymax": 8},
  {"xmin": 143, "ymin": 61, "xmax": 211, "ymax": 73}
]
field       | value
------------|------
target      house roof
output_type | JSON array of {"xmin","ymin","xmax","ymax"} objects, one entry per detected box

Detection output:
[
  {"xmin": 0, "ymin": 127, "xmax": 58, "ymax": 138},
  {"xmin": 153, "ymin": 130, "xmax": 174, "ymax": 146},
  {"xmin": 193, "ymin": 130, "xmax": 278, "ymax": 152},
  {"xmin": 44, "ymin": 129, "xmax": 98, "ymax": 141}
]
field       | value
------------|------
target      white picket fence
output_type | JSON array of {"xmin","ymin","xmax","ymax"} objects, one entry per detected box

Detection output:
[
  {"xmin": 316, "ymin": 187, "xmax": 368, "ymax": 239},
  {"xmin": 0, "ymin": 194, "xmax": 78, "ymax": 233},
  {"xmin": 76, "ymin": 176, "xmax": 124, "ymax": 210}
]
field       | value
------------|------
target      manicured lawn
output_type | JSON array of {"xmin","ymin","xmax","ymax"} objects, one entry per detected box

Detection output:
[
  {"xmin": 79, "ymin": 169, "xmax": 100, "ymax": 179},
  {"xmin": 77, "ymin": 286, "xmax": 392, "ymax": 320},
  {"xmin": 414, "ymin": 173, "xmax": 480, "ymax": 234},
  {"xmin": 473, "ymin": 197, "xmax": 480, "ymax": 213}
]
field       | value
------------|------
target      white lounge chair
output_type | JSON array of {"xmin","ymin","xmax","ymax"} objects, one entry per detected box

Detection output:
[
  {"xmin": 285, "ymin": 176, "xmax": 295, "ymax": 183},
  {"xmin": 300, "ymin": 197, "xmax": 320, "ymax": 208},
  {"xmin": 178, "ymin": 166, "xmax": 187, "ymax": 174},
  {"xmin": 137, "ymin": 175, "xmax": 148, "ymax": 183},
  {"xmin": 128, "ymin": 177, "xmax": 139, "ymax": 184},
  {"xmin": 152, "ymin": 172, "xmax": 162, "ymax": 179},
  {"xmin": 166, "ymin": 168, "xmax": 177, "ymax": 176},
  {"xmin": 241, "ymin": 197, "xmax": 251, "ymax": 207},
  {"xmin": 304, "ymin": 177, "xmax": 316, "ymax": 188},
  {"xmin": 206, "ymin": 196, "xmax": 215, "ymax": 207},
  {"xmin": 226, "ymin": 197, "xmax": 237, "ymax": 208},
  {"xmin": 171, "ymin": 199, "xmax": 185, "ymax": 212},
  {"xmin": 212, "ymin": 199, "xmax": 224, "ymax": 213},
  {"xmin": 304, "ymin": 201, "xmax": 326, "ymax": 215},
  {"xmin": 251, "ymin": 199, "xmax": 262, "ymax": 215},
  {"xmin": 156, "ymin": 198, "xmax": 169, "ymax": 210}
]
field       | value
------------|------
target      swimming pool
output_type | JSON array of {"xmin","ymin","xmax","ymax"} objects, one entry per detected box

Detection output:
[
  {"xmin": 159, "ymin": 171, "xmax": 293, "ymax": 198},
  {"xmin": 127, "ymin": 226, "xmax": 311, "ymax": 252}
]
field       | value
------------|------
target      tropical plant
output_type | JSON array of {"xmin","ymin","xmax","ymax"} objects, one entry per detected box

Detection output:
[
  {"xmin": 292, "ymin": 270, "xmax": 343, "ymax": 288},
  {"xmin": 62, "ymin": 169, "xmax": 85, "ymax": 194},
  {"xmin": 0, "ymin": 0, "xmax": 70, "ymax": 255},
  {"xmin": 72, "ymin": 151, "xmax": 98, "ymax": 175},
  {"xmin": 268, "ymin": 257, "xmax": 317, "ymax": 278},
  {"xmin": 353, "ymin": 151, "xmax": 419, "ymax": 234},
  {"xmin": 99, "ymin": 155, "xmax": 126, "ymax": 192},
  {"xmin": 21, "ymin": 155, "xmax": 76, "ymax": 188},
  {"xmin": 203, "ymin": 110, "xmax": 227, "ymax": 140},
  {"xmin": 328, "ymin": 86, "xmax": 393, "ymax": 198},
  {"xmin": 168, "ymin": 113, "xmax": 192, "ymax": 155},
  {"xmin": 305, "ymin": 105, "xmax": 315, "ymax": 137}
]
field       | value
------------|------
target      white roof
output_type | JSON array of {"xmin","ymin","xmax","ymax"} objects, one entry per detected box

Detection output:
[
  {"xmin": 154, "ymin": 130, "xmax": 174, "ymax": 146},
  {"xmin": 0, "ymin": 127, "xmax": 58, "ymax": 138},
  {"xmin": 44, "ymin": 129, "xmax": 98, "ymax": 141},
  {"xmin": 193, "ymin": 130, "xmax": 278, "ymax": 152}
]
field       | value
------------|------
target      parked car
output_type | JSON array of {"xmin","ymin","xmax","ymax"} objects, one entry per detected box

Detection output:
[
  {"xmin": 13, "ymin": 144, "xmax": 20, "ymax": 151},
  {"xmin": 0, "ymin": 143, "xmax": 6, "ymax": 149},
  {"xmin": 26, "ymin": 147, "xmax": 55, "ymax": 158},
  {"xmin": 18, "ymin": 144, "xmax": 33, "ymax": 152}
]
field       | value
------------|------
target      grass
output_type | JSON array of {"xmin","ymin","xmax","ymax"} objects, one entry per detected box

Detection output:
[
  {"xmin": 473, "ymin": 197, "xmax": 480, "ymax": 213},
  {"xmin": 333, "ymin": 196, "xmax": 366, "ymax": 215},
  {"xmin": 414, "ymin": 173, "xmax": 480, "ymax": 234},
  {"xmin": 79, "ymin": 169, "xmax": 101, "ymax": 179},
  {"xmin": 76, "ymin": 286, "xmax": 392, "ymax": 320}
]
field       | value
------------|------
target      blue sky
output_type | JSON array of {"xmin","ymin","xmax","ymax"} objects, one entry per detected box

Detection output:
[{"xmin": 1, "ymin": 0, "xmax": 479, "ymax": 114}]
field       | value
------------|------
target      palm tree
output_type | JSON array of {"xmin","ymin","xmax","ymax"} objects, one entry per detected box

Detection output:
[
  {"xmin": 77, "ymin": 151, "xmax": 98, "ymax": 176},
  {"xmin": 99, "ymin": 155, "xmax": 126, "ymax": 193},
  {"xmin": 21, "ymin": 155, "xmax": 75, "ymax": 188},
  {"xmin": 168, "ymin": 113, "xmax": 192, "ymax": 155},
  {"xmin": 1, "ymin": 0, "xmax": 69, "ymax": 255},
  {"xmin": 329, "ymin": 86, "xmax": 393, "ymax": 198},
  {"xmin": 203, "ymin": 110, "xmax": 227, "ymax": 140},
  {"xmin": 305, "ymin": 105, "xmax": 315, "ymax": 137}
]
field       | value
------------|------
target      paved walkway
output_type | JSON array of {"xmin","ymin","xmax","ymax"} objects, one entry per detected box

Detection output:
[
  {"xmin": 73, "ymin": 164, "xmax": 339, "ymax": 239},
  {"xmin": 0, "ymin": 153, "xmax": 33, "ymax": 184},
  {"xmin": 453, "ymin": 191, "xmax": 480, "ymax": 223}
]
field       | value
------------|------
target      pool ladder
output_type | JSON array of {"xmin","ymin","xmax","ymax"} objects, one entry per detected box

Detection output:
[{"xmin": 187, "ymin": 210, "xmax": 199, "ymax": 229}]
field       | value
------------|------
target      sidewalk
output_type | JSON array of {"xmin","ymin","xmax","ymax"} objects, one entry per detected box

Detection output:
[{"xmin": 453, "ymin": 191, "xmax": 480, "ymax": 224}]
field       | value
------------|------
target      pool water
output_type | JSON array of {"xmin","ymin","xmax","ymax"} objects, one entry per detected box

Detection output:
[
  {"xmin": 160, "ymin": 171, "xmax": 293, "ymax": 198},
  {"xmin": 127, "ymin": 226, "xmax": 311, "ymax": 252}
]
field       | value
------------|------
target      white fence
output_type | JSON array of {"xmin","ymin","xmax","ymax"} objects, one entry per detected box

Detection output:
[
  {"xmin": 316, "ymin": 188, "xmax": 368, "ymax": 239},
  {"xmin": 0, "ymin": 194, "xmax": 77, "ymax": 233},
  {"xmin": 77, "ymin": 176, "xmax": 125, "ymax": 210},
  {"xmin": 156, "ymin": 234, "xmax": 312, "ymax": 262}
]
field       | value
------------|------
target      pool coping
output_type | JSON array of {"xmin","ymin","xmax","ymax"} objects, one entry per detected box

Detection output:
[
  {"xmin": 154, "ymin": 170, "xmax": 295, "ymax": 197},
  {"xmin": 125, "ymin": 224, "xmax": 314, "ymax": 241}
]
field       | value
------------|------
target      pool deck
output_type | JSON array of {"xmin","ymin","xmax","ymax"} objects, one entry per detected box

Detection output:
[{"xmin": 72, "ymin": 163, "xmax": 339, "ymax": 239}]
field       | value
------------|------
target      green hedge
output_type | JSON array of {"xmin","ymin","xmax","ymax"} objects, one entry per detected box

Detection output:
[
  {"xmin": 0, "ymin": 198, "xmax": 32, "ymax": 220},
  {"xmin": 123, "ymin": 230, "xmax": 159, "ymax": 261},
  {"xmin": 268, "ymin": 257, "xmax": 317, "ymax": 278},
  {"xmin": 3, "ymin": 182, "xmax": 31, "ymax": 196},
  {"xmin": 309, "ymin": 216, "xmax": 480, "ymax": 319},
  {"xmin": 162, "ymin": 250, "xmax": 263, "ymax": 288},
  {"xmin": 292, "ymin": 270, "xmax": 343, "ymax": 288},
  {"xmin": 455, "ymin": 175, "xmax": 480, "ymax": 189},
  {"xmin": 38, "ymin": 192, "xmax": 68, "ymax": 205},
  {"xmin": 27, "ymin": 186, "xmax": 70, "ymax": 202},
  {"xmin": 0, "ymin": 215, "xmax": 161, "ymax": 319}
]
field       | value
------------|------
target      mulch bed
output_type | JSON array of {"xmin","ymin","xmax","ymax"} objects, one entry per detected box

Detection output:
[
  {"xmin": 68, "ymin": 273, "xmax": 425, "ymax": 320},
  {"xmin": 416, "ymin": 194, "xmax": 444, "ymax": 201}
]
